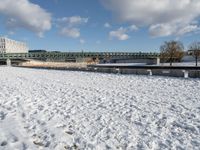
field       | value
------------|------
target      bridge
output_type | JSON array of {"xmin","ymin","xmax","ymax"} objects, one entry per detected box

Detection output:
[{"xmin": 0, "ymin": 51, "xmax": 160, "ymax": 65}]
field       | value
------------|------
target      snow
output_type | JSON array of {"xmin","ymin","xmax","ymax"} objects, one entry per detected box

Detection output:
[
  {"xmin": 97, "ymin": 63, "xmax": 147, "ymax": 66},
  {"xmin": 0, "ymin": 66, "xmax": 200, "ymax": 150}
]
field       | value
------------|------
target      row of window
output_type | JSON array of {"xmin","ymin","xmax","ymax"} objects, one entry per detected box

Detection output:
[{"xmin": 0, "ymin": 39, "xmax": 5, "ymax": 42}]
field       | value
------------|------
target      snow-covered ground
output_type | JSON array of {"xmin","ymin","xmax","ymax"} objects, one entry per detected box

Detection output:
[
  {"xmin": 97, "ymin": 63, "xmax": 147, "ymax": 66},
  {"xmin": 0, "ymin": 67, "xmax": 200, "ymax": 150}
]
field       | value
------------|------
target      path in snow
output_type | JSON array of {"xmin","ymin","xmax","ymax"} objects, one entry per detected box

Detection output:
[{"xmin": 0, "ymin": 67, "xmax": 200, "ymax": 150}]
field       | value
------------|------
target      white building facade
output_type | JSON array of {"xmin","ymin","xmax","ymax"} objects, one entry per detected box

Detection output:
[{"xmin": 0, "ymin": 37, "xmax": 28, "ymax": 53}]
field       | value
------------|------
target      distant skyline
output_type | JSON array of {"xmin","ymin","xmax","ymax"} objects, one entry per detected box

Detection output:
[{"xmin": 0, "ymin": 0, "xmax": 200, "ymax": 52}]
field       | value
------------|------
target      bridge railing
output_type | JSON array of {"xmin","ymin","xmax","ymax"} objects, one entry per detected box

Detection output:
[{"xmin": 0, "ymin": 52, "xmax": 160, "ymax": 60}]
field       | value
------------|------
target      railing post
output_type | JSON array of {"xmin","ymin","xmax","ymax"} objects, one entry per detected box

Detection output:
[{"xmin": 157, "ymin": 57, "xmax": 160, "ymax": 65}]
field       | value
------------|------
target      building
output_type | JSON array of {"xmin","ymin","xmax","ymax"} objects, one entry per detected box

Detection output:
[{"xmin": 0, "ymin": 37, "xmax": 28, "ymax": 53}]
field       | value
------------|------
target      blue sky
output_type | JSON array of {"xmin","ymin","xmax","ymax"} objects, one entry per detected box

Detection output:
[{"xmin": 0, "ymin": 0, "xmax": 200, "ymax": 52}]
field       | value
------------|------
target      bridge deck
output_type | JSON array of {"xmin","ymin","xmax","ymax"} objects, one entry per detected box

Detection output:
[{"xmin": 0, "ymin": 52, "xmax": 160, "ymax": 60}]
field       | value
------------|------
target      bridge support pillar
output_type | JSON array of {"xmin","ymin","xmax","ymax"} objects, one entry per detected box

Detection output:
[
  {"xmin": 116, "ymin": 68, "xmax": 121, "ymax": 74},
  {"xmin": 6, "ymin": 58, "xmax": 11, "ymax": 66},
  {"xmin": 182, "ymin": 70, "xmax": 189, "ymax": 78},
  {"xmin": 157, "ymin": 57, "xmax": 160, "ymax": 65},
  {"xmin": 147, "ymin": 69, "xmax": 152, "ymax": 76}
]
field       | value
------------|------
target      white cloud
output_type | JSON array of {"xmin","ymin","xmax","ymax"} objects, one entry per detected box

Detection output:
[
  {"xmin": 104, "ymin": 22, "xmax": 111, "ymax": 28},
  {"xmin": 108, "ymin": 25, "xmax": 137, "ymax": 40},
  {"xmin": 149, "ymin": 24, "xmax": 174, "ymax": 37},
  {"xmin": 109, "ymin": 27, "xmax": 129, "ymax": 40},
  {"xmin": 0, "ymin": 0, "xmax": 51, "ymax": 37},
  {"xmin": 58, "ymin": 16, "xmax": 88, "ymax": 27},
  {"xmin": 129, "ymin": 25, "xmax": 138, "ymax": 31},
  {"xmin": 60, "ymin": 27, "xmax": 80, "ymax": 38},
  {"xmin": 57, "ymin": 16, "xmax": 88, "ymax": 39},
  {"xmin": 149, "ymin": 23, "xmax": 199, "ymax": 37},
  {"xmin": 177, "ymin": 25, "xmax": 199, "ymax": 36},
  {"xmin": 79, "ymin": 39, "xmax": 85, "ymax": 44},
  {"xmin": 101, "ymin": 0, "xmax": 200, "ymax": 37}
]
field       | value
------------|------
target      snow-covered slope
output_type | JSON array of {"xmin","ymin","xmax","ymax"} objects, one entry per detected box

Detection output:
[{"xmin": 0, "ymin": 67, "xmax": 200, "ymax": 150}]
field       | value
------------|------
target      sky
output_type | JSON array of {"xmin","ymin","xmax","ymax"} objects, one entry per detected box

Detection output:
[{"xmin": 0, "ymin": 0, "xmax": 200, "ymax": 52}]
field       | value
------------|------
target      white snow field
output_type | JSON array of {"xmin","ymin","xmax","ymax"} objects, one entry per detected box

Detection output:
[{"xmin": 0, "ymin": 67, "xmax": 200, "ymax": 150}]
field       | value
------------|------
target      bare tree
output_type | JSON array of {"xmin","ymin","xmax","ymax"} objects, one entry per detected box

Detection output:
[
  {"xmin": 160, "ymin": 41, "xmax": 184, "ymax": 66},
  {"xmin": 189, "ymin": 41, "xmax": 200, "ymax": 66}
]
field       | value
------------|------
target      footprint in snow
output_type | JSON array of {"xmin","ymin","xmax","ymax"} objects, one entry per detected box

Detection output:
[
  {"xmin": 0, "ymin": 111, "xmax": 6, "ymax": 120},
  {"xmin": 9, "ymin": 134, "xmax": 19, "ymax": 143},
  {"xmin": 1, "ymin": 141, "xmax": 7, "ymax": 146}
]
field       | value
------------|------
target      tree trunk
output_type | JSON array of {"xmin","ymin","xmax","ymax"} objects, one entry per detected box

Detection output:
[
  {"xmin": 196, "ymin": 56, "xmax": 198, "ymax": 67},
  {"xmin": 169, "ymin": 56, "xmax": 173, "ymax": 66},
  {"xmin": 170, "ymin": 59, "xmax": 172, "ymax": 66}
]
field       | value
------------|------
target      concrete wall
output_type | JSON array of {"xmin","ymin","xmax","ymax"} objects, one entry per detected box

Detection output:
[
  {"xmin": 112, "ymin": 58, "xmax": 157, "ymax": 64},
  {"xmin": 15, "ymin": 65, "xmax": 200, "ymax": 78},
  {"xmin": 89, "ymin": 68, "xmax": 200, "ymax": 78},
  {"xmin": 189, "ymin": 71, "xmax": 200, "ymax": 78},
  {"xmin": 120, "ymin": 69, "xmax": 149, "ymax": 75}
]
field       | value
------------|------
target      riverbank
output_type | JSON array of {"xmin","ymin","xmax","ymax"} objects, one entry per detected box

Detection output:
[
  {"xmin": 16, "ymin": 62, "xmax": 200, "ymax": 78},
  {"xmin": 20, "ymin": 60, "xmax": 89, "ymax": 68}
]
